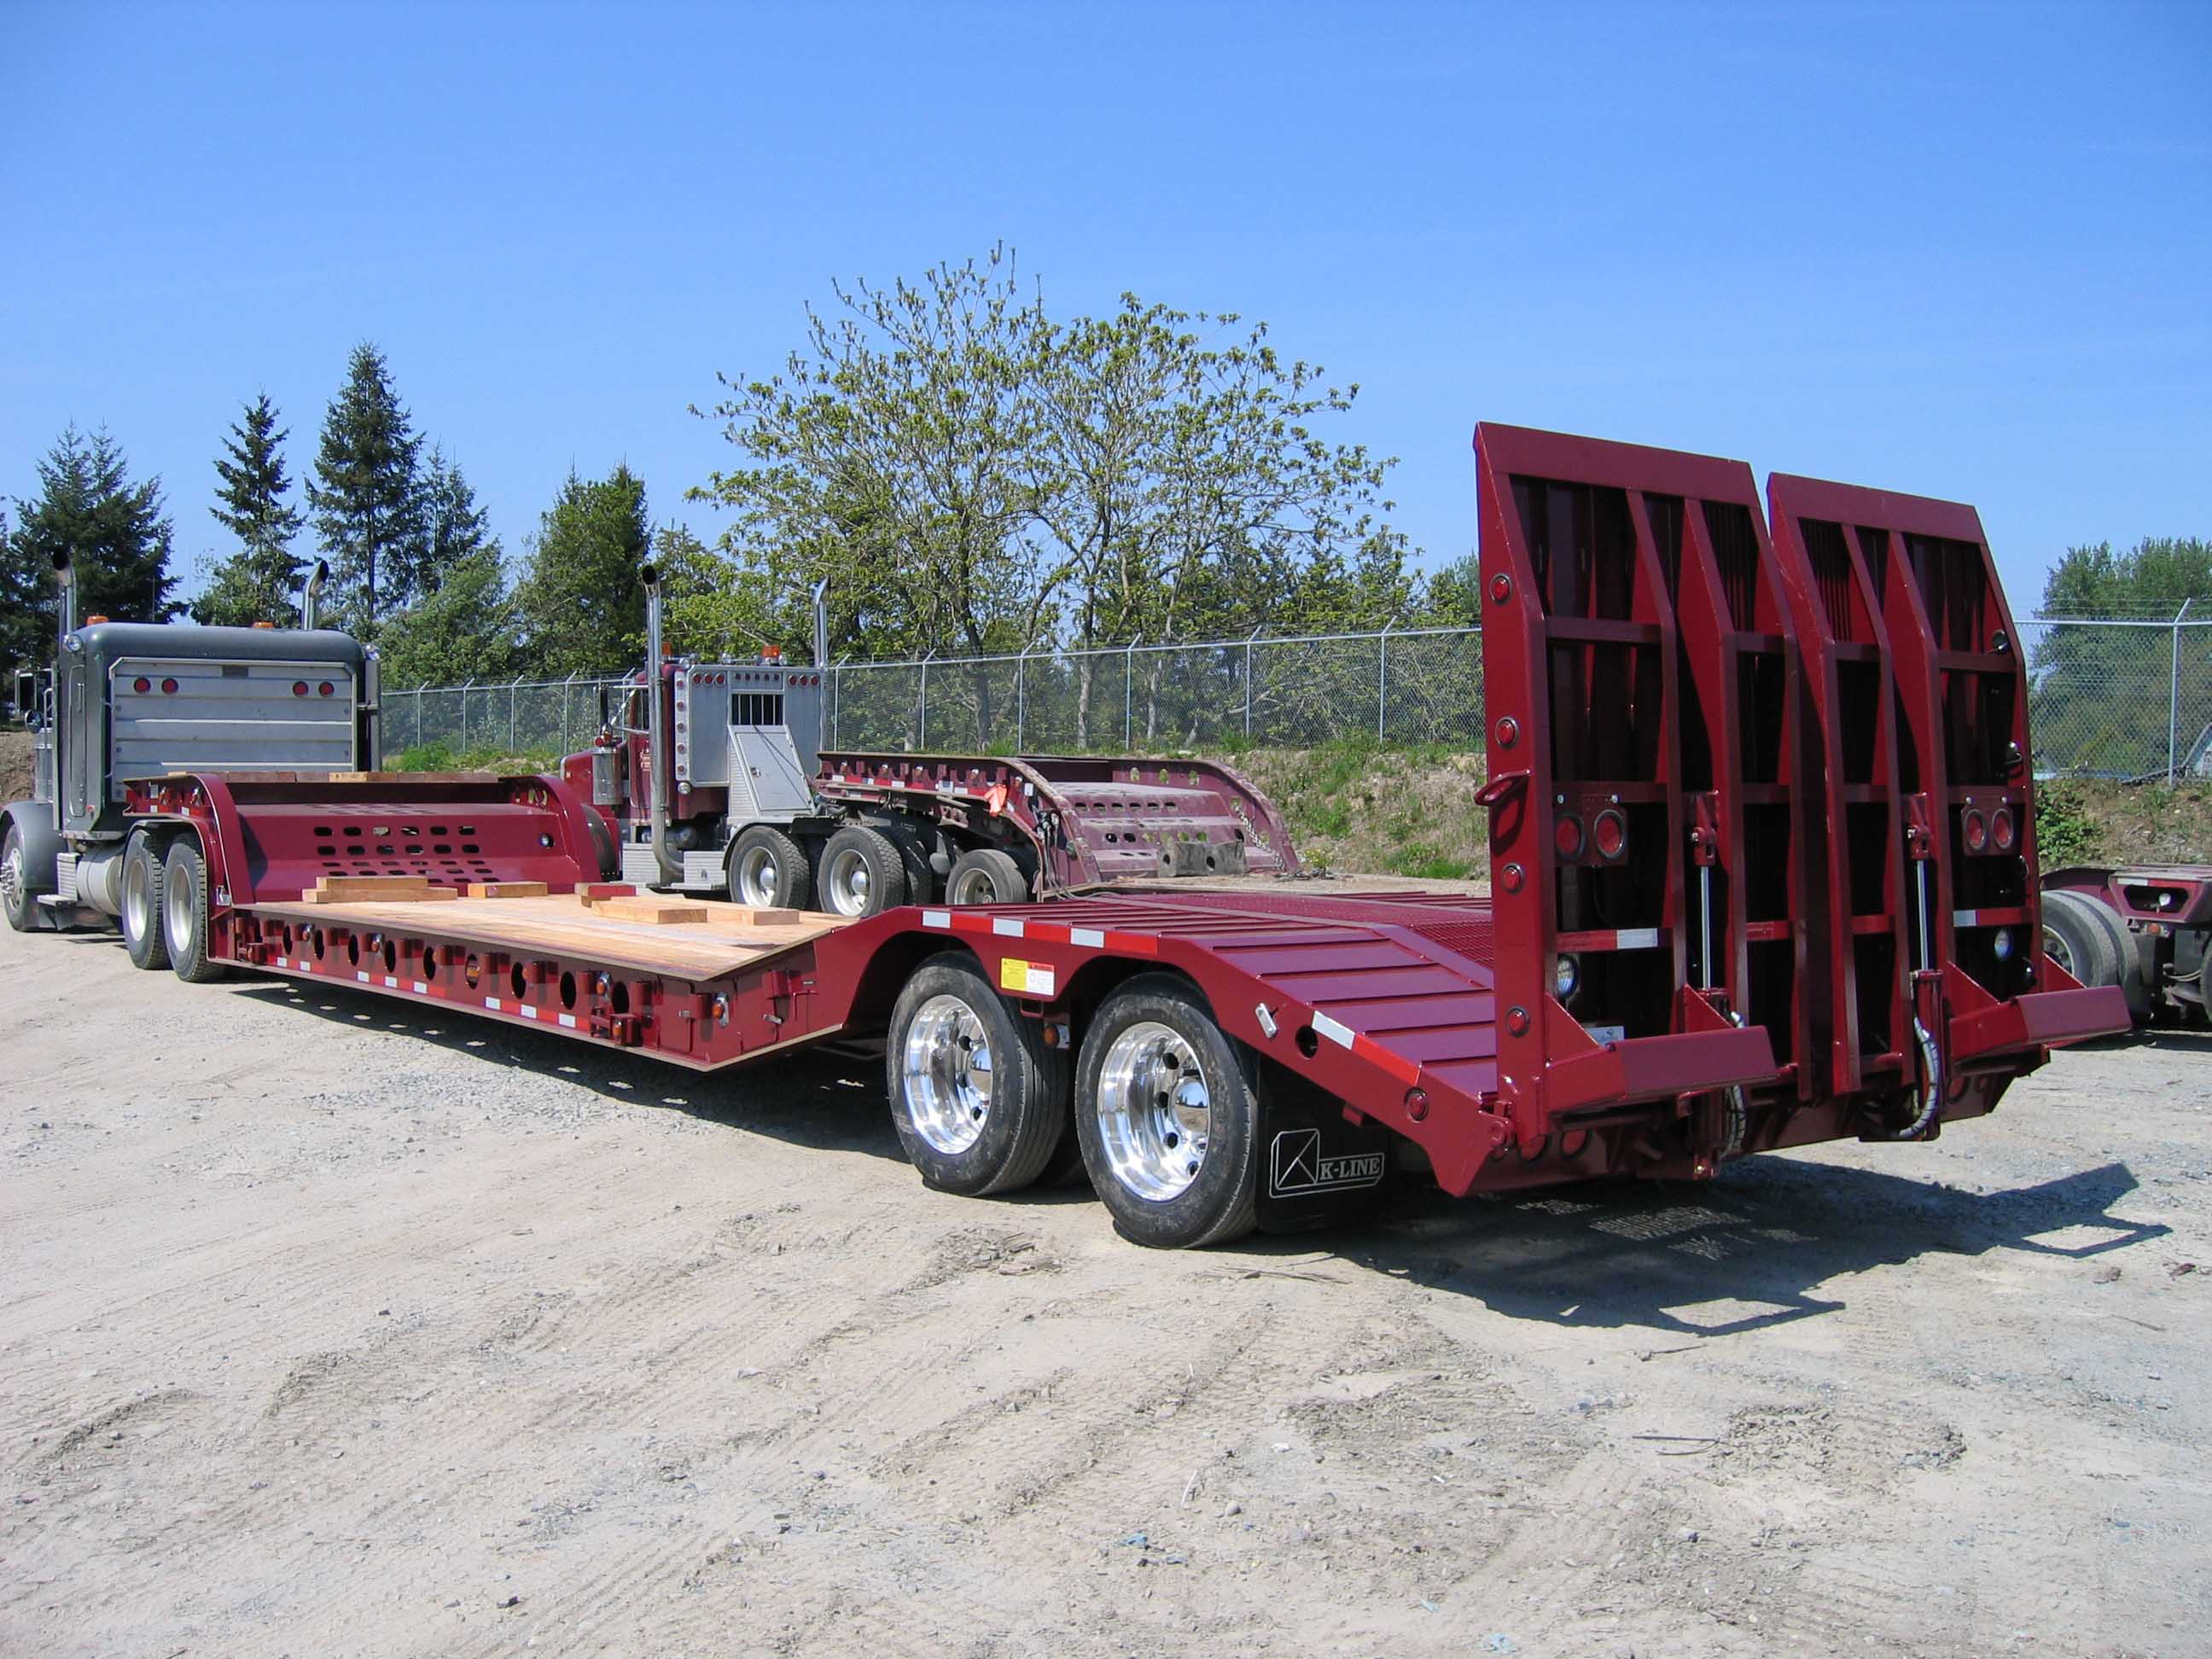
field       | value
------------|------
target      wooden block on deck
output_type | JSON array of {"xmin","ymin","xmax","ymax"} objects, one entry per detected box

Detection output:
[
  {"xmin": 578, "ymin": 883, "xmax": 639, "ymax": 907},
  {"xmin": 465, "ymin": 881, "xmax": 550, "ymax": 899},
  {"xmin": 300, "ymin": 881, "xmax": 459, "ymax": 905},
  {"xmin": 701, "ymin": 905, "xmax": 802, "ymax": 929},
  {"xmin": 592, "ymin": 895, "xmax": 713, "ymax": 925}
]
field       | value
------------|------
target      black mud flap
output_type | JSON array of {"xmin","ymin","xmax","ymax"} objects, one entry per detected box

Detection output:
[{"xmin": 1254, "ymin": 1064, "xmax": 1394, "ymax": 1235}]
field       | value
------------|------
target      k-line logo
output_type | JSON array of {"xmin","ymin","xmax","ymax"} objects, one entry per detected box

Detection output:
[{"xmin": 1268, "ymin": 1128, "xmax": 1385, "ymax": 1196}]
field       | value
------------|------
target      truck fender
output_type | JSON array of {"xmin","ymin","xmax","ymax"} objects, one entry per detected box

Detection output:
[{"xmin": 2, "ymin": 800, "xmax": 62, "ymax": 894}]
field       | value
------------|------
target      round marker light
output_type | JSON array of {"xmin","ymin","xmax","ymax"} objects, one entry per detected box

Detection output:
[
  {"xmin": 1553, "ymin": 814, "xmax": 1586, "ymax": 861},
  {"xmin": 1991, "ymin": 807, "xmax": 2016, "ymax": 852},
  {"xmin": 132, "ymin": 676, "xmax": 150, "ymax": 693},
  {"xmin": 1963, "ymin": 809, "xmax": 1988, "ymax": 853},
  {"xmin": 160, "ymin": 678, "xmax": 178, "ymax": 695},
  {"xmin": 1592, "ymin": 808, "xmax": 1628, "ymax": 862},
  {"xmin": 1554, "ymin": 953, "xmax": 1581, "ymax": 999},
  {"xmin": 1993, "ymin": 928, "xmax": 2015, "ymax": 961},
  {"xmin": 293, "ymin": 680, "xmax": 309, "ymax": 697},
  {"xmin": 317, "ymin": 681, "xmax": 335, "ymax": 697}
]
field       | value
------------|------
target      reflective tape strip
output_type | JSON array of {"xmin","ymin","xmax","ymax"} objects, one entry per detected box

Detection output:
[
  {"xmin": 557, "ymin": 1013, "xmax": 578, "ymax": 1028},
  {"xmin": 273, "ymin": 958, "xmax": 286, "ymax": 968},
  {"xmin": 1313, "ymin": 1012, "xmax": 1355, "ymax": 1049},
  {"xmin": 1356, "ymin": 1034, "xmax": 1422, "ymax": 1088},
  {"xmin": 384, "ymin": 975, "xmax": 399, "ymax": 988},
  {"xmin": 300, "ymin": 961, "xmax": 313, "ymax": 974},
  {"xmin": 1614, "ymin": 928, "xmax": 1661, "ymax": 950},
  {"xmin": 992, "ymin": 918, "xmax": 1025, "ymax": 937},
  {"xmin": 357, "ymin": 971, "xmax": 370, "ymax": 983},
  {"xmin": 1106, "ymin": 930, "xmax": 1160, "ymax": 958},
  {"xmin": 922, "ymin": 910, "xmax": 952, "ymax": 929},
  {"xmin": 1953, "ymin": 909, "xmax": 1978, "ymax": 928},
  {"xmin": 1072, "ymin": 927, "xmax": 1106, "ymax": 948},
  {"xmin": 412, "ymin": 981, "xmax": 428, "ymax": 994},
  {"xmin": 485, "ymin": 997, "xmax": 502, "ymax": 1011},
  {"xmin": 517, "ymin": 1004, "xmax": 538, "ymax": 1020}
]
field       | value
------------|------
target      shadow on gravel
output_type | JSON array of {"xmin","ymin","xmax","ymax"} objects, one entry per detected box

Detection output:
[
  {"xmin": 1320, "ymin": 1155, "xmax": 2171, "ymax": 1338},
  {"xmin": 223, "ymin": 963, "xmax": 2174, "ymax": 1328},
  {"xmin": 230, "ymin": 975, "xmax": 911, "ymax": 1163}
]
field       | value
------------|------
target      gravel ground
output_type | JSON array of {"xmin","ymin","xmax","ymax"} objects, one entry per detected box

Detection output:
[{"xmin": 2, "ymin": 917, "xmax": 2207, "ymax": 1658}]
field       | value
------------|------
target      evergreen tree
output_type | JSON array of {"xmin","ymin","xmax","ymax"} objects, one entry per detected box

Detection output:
[
  {"xmin": 193, "ymin": 392, "xmax": 306, "ymax": 627},
  {"xmin": 416, "ymin": 446, "xmax": 494, "ymax": 596},
  {"xmin": 9, "ymin": 425, "xmax": 179, "ymax": 630},
  {"xmin": 306, "ymin": 344, "xmax": 424, "ymax": 634},
  {"xmin": 0, "ymin": 505, "xmax": 44, "ymax": 693},
  {"xmin": 374, "ymin": 548, "xmax": 520, "ymax": 690},
  {"xmin": 511, "ymin": 465, "xmax": 652, "ymax": 676}
]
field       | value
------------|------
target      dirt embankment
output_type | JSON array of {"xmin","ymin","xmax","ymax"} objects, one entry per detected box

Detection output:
[{"xmin": 0, "ymin": 730, "xmax": 32, "ymax": 804}]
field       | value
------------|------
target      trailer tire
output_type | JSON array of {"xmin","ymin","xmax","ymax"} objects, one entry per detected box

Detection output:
[
  {"xmin": 162, "ymin": 837, "xmax": 228, "ymax": 984},
  {"xmin": 2080, "ymin": 896, "xmax": 2150, "ymax": 1018},
  {"xmin": 728, "ymin": 825, "xmax": 812, "ymax": 911},
  {"xmin": 120, "ymin": 835, "xmax": 171, "ymax": 971},
  {"xmin": 817, "ymin": 825, "xmax": 907, "ymax": 918},
  {"xmin": 946, "ymin": 847, "xmax": 1028, "ymax": 906},
  {"xmin": 887, "ymin": 954, "xmax": 1068, "ymax": 1196},
  {"xmin": 1074, "ymin": 975, "xmax": 1260, "ymax": 1249},
  {"xmin": 2, "ymin": 821, "xmax": 41, "ymax": 933},
  {"xmin": 2041, "ymin": 890, "xmax": 2120, "ymax": 990}
]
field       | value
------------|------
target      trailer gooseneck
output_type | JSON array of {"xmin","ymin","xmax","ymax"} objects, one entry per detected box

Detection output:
[{"xmin": 3, "ymin": 422, "xmax": 2129, "ymax": 1248}]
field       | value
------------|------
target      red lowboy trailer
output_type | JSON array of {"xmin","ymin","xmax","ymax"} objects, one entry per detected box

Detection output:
[{"xmin": 55, "ymin": 422, "xmax": 2124, "ymax": 1248}]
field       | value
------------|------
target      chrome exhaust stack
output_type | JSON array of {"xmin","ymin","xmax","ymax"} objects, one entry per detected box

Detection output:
[
  {"xmin": 302, "ymin": 559, "xmax": 329, "ymax": 630},
  {"xmin": 641, "ymin": 562, "xmax": 683, "ymax": 885}
]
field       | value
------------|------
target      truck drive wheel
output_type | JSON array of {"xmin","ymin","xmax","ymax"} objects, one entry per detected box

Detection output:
[
  {"xmin": 729, "ymin": 824, "xmax": 812, "ymax": 911},
  {"xmin": 817, "ymin": 825, "xmax": 908, "ymax": 919},
  {"xmin": 2041, "ymin": 890, "xmax": 2120, "ymax": 991},
  {"xmin": 1074, "ymin": 975, "xmax": 1260, "ymax": 1249},
  {"xmin": 946, "ymin": 847, "xmax": 1028, "ymax": 906},
  {"xmin": 2, "ymin": 823, "xmax": 39, "ymax": 934},
  {"xmin": 162, "ymin": 837, "xmax": 229, "ymax": 984},
  {"xmin": 120, "ymin": 835, "xmax": 171, "ymax": 971},
  {"xmin": 886, "ymin": 954, "xmax": 1068, "ymax": 1196}
]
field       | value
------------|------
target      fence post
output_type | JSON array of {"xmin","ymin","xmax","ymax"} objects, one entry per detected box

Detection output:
[
  {"xmin": 458, "ymin": 678, "xmax": 474, "ymax": 754},
  {"xmin": 918, "ymin": 651, "xmax": 935, "ymax": 751},
  {"xmin": 2172, "ymin": 599, "xmax": 2194, "ymax": 783},
  {"xmin": 1016, "ymin": 642, "xmax": 1031, "ymax": 751},
  {"xmin": 831, "ymin": 659, "xmax": 844, "ymax": 749},
  {"xmin": 412, "ymin": 688, "xmax": 421, "ymax": 750},
  {"xmin": 1244, "ymin": 625, "xmax": 1263, "ymax": 739},
  {"xmin": 1377, "ymin": 621, "xmax": 1396, "ymax": 743},
  {"xmin": 509, "ymin": 677, "xmax": 520, "ymax": 753},
  {"xmin": 1125, "ymin": 638, "xmax": 1140, "ymax": 751}
]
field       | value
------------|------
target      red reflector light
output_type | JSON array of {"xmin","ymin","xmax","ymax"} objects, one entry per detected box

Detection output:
[
  {"xmin": 1592, "ymin": 808, "xmax": 1628, "ymax": 862},
  {"xmin": 1992, "ymin": 807, "xmax": 2016, "ymax": 851},
  {"xmin": 132, "ymin": 676, "xmax": 150, "ymax": 693},
  {"xmin": 318, "ymin": 681, "xmax": 335, "ymax": 697},
  {"xmin": 1553, "ymin": 815, "xmax": 1586, "ymax": 861},
  {"xmin": 293, "ymin": 681, "xmax": 309, "ymax": 697},
  {"xmin": 160, "ymin": 678, "xmax": 178, "ymax": 695},
  {"xmin": 1963, "ymin": 809, "xmax": 1988, "ymax": 853}
]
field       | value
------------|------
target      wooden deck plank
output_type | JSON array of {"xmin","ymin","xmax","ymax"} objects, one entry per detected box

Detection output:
[{"xmin": 251, "ymin": 894, "xmax": 854, "ymax": 980}]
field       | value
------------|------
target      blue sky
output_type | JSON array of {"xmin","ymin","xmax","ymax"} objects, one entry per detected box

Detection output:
[{"xmin": 3, "ymin": 1, "xmax": 2206, "ymax": 622}]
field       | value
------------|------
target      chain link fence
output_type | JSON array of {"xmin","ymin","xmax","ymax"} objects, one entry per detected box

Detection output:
[{"xmin": 378, "ymin": 614, "xmax": 2212, "ymax": 783}]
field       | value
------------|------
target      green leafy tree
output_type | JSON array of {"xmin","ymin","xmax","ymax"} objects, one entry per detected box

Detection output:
[
  {"xmin": 306, "ymin": 343, "xmax": 424, "ymax": 634},
  {"xmin": 2033, "ymin": 538, "xmax": 2212, "ymax": 777},
  {"xmin": 373, "ymin": 548, "xmax": 519, "ymax": 689},
  {"xmin": 694, "ymin": 247, "xmax": 1057, "ymax": 736},
  {"xmin": 192, "ymin": 392, "xmax": 306, "ymax": 627},
  {"xmin": 511, "ymin": 465, "xmax": 653, "ymax": 677},
  {"xmin": 9, "ymin": 425, "xmax": 179, "ymax": 632}
]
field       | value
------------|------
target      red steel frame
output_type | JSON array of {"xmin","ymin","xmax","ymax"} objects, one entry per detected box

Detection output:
[{"xmin": 112, "ymin": 422, "xmax": 2126, "ymax": 1208}]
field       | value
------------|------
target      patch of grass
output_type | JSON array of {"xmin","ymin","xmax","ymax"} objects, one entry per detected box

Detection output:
[
  {"xmin": 391, "ymin": 742, "xmax": 562, "ymax": 774},
  {"xmin": 2034, "ymin": 780, "xmax": 2101, "ymax": 868}
]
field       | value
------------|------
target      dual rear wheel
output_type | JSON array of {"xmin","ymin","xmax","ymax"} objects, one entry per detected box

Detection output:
[
  {"xmin": 728, "ymin": 823, "xmax": 1032, "ymax": 919},
  {"xmin": 885, "ymin": 958, "xmax": 1260, "ymax": 1247},
  {"xmin": 117, "ymin": 832, "xmax": 226, "ymax": 984}
]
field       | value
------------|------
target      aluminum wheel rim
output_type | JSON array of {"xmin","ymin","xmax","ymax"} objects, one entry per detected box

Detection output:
[
  {"xmin": 122, "ymin": 853, "xmax": 151, "ymax": 943},
  {"xmin": 2041, "ymin": 923, "xmax": 2072, "ymax": 976},
  {"xmin": 164, "ymin": 863, "xmax": 195, "ymax": 959},
  {"xmin": 901, "ymin": 993, "xmax": 994, "ymax": 1154},
  {"xmin": 824, "ymin": 847, "xmax": 872, "ymax": 917},
  {"xmin": 1094, "ymin": 1021, "xmax": 1210, "ymax": 1201},
  {"xmin": 947, "ymin": 864, "xmax": 1000, "ymax": 905},
  {"xmin": 1, "ymin": 839, "xmax": 23, "ymax": 914},
  {"xmin": 734, "ymin": 845, "xmax": 780, "ymax": 907}
]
